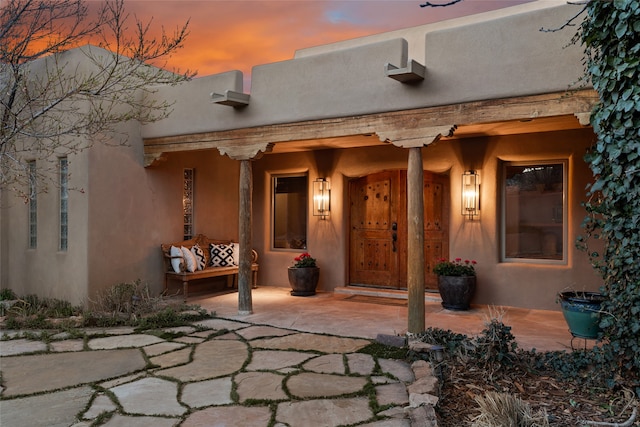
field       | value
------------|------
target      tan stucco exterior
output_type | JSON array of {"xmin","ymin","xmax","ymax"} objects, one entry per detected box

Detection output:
[{"xmin": 1, "ymin": 1, "xmax": 604, "ymax": 309}]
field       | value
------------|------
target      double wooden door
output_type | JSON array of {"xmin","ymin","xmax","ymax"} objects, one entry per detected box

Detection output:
[{"xmin": 349, "ymin": 170, "xmax": 449, "ymax": 290}]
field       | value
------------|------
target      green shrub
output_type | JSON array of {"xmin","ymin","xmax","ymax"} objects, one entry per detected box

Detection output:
[{"xmin": 0, "ymin": 288, "xmax": 17, "ymax": 300}]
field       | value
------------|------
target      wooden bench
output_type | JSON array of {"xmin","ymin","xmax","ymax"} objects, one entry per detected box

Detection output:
[{"xmin": 161, "ymin": 234, "xmax": 258, "ymax": 300}]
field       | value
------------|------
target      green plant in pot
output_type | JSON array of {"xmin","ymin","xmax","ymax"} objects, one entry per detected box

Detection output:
[
  {"xmin": 288, "ymin": 252, "xmax": 319, "ymax": 296},
  {"xmin": 434, "ymin": 258, "xmax": 477, "ymax": 310},
  {"xmin": 557, "ymin": 290, "xmax": 606, "ymax": 339}
]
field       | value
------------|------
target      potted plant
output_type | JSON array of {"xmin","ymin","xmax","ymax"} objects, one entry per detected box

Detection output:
[
  {"xmin": 557, "ymin": 290, "xmax": 606, "ymax": 339},
  {"xmin": 288, "ymin": 252, "xmax": 320, "ymax": 296},
  {"xmin": 433, "ymin": 258, "xmax": 477, "ymax": 310}
]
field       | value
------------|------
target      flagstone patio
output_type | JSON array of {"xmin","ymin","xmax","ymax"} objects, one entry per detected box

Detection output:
[{"xmin": 0, "ymin": 287, "xmax": 575, "ymax": 427}]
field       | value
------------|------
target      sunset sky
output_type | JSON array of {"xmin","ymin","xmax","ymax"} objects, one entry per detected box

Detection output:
[{"xmin": 122, "ymin": 0, "xmax": 533, "ymax": 84}]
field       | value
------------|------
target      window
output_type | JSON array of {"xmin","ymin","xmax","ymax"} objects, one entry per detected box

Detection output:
[
  {"xmin": 59, "ymin": 157, "xmax": 68, "ymax": 251},
  {"xmin": 183, "ymin": 168, "xmax": 194, "ymax": 240},
  {"xmin": 28, "ymin": 160, "xmax": 37, "ymax": 248},
  {"xmin": 273, "ymin": 175, "xmax": 307, "ymax": 249},
  {"xmin": 502, "ymin": 161, "xmax": 566, "ymax": 262}
]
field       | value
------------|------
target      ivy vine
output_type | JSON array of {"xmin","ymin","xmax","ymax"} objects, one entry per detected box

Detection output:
[{"xmin": 579, "ymin": 0, "xmax": 640, "ymax": 387}]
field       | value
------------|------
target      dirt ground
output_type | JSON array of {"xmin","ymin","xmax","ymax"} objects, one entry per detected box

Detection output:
[{"xmin": 435, "ymin": 359, "xmax": 638, "ymax": 426}]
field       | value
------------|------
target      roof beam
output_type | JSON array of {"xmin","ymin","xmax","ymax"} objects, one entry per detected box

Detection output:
[{"xmin": 144, "ymin": 89, "xmax": 598, "ymax": 165}]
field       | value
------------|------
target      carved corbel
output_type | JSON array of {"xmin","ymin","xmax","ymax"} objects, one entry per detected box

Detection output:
[
  {"xmin": 377, "ymin": 124, "xmax": 457, "ymax": 148},
  {"xmin": 144, "ymin": 152, "xmax": 167, "ymax": 167},
  {"xmin": 574, "ymin": 112, "xmax": 591, "ymax": 126},
  {"xmin": 217, "ymin": 142, "xmax": 274, "ymax": 160}
]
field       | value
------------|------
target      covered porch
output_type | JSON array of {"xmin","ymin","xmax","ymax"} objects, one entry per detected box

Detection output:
[{"xmin": 191, "ymin": 286, "xmax": 584, "ymax": 353}]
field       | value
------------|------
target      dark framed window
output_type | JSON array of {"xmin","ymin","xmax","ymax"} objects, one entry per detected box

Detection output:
[
  {"xmin": 502, "ymin": 161, "xmax": 566, "ymax": 262},
  {"xmin": 272, "ymin": 174, "xmax": 308, "ymax": 250}
]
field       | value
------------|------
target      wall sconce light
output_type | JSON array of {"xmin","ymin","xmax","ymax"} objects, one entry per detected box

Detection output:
[
  {"xmin": 462, "ymin": 170, "xmax": 480, "ymax": 220},
  {"xmin": 313, "ymin": 178, "xmax": 331, "ymax": 219}
]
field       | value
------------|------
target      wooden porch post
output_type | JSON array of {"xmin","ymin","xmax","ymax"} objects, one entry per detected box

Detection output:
[
  {"xmin": 407, "ymin": 147, "xmax": 425, "ymax": 333},
  {"xmin": 238, "ymin": 159, "xmax": 253, "ymax": 315}
]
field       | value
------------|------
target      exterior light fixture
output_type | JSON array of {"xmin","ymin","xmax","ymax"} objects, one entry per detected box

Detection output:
[
  {"xmin": 462, "ymin": 170, "xmax": 480, "ymax": 220},
  {"xmin": 313, "ymin": 178, "xmax": 330, "ymax": 219}
]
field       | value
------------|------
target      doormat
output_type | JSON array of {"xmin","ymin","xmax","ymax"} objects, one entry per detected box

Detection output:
[{"xmin": 343, "ymin": 295, "xmax": 408, "ymax": 307}]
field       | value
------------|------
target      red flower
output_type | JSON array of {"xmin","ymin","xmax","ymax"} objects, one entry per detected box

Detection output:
[{"xmin": 292, "ymin": 252, "xmax": 317, "ymax": 268}]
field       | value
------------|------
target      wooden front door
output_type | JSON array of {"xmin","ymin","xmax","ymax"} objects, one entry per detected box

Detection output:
[{"xmin": 349, "ymin": 170, "xmax": 449, "ymax": 290}]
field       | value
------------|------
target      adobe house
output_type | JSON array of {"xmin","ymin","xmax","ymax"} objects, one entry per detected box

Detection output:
[{"xmin": 1, "ymin": 0, "xmax": 602, "ymax": 314}]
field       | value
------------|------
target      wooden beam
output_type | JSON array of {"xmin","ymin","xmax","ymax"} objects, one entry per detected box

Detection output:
[{"xmin": 143, "ymin": 90, "xmax": 598, "ymax": 164}]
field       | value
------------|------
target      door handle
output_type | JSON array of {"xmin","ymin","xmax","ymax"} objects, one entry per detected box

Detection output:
[{"xmin": 392, "ymin": 222, "xmax": 398, "ymax": 231}]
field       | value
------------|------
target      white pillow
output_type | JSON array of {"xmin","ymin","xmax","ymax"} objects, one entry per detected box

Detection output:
[
  {"xmin": 191, "ymin": 244, "xmax": 206, "ymax": 271},
  {"xmin": 232, "ymin": 242, "xmax": 240, "ymax": 266},
  {"xmin": 181, "ymin": 246, "xmax": 197, "ymax": 273},
  {"xmin": 170, "ymin": 246, "xmax": 183, "ymax": 273}
]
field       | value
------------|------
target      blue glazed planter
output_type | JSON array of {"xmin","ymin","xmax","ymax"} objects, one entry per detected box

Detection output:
[{"xmin": 558, "ymin": 291, "xmax": 606, "ymax": 339}]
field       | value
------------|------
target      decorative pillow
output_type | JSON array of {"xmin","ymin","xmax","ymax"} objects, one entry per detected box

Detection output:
[
  {"xmin": 169, "ymin": 246, "xmax": 183, "ymax": 273},
  {"xmin": 232, "ymin": 242, "xmax": 240, "ymax": 266},
  {"xmin": 181, "ymin": 246, "xmax": 197, "ymax": 273},
  {"xmin": 210, "ymin": 243, "xmax": 234, "ymax": 267},
  {"xmin": 191, "ymin": 244, "xmax": 206, "ymax": 271}
]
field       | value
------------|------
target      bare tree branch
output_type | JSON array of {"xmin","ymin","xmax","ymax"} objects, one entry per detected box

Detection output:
[
  {"xmin": 540, "ymin": 1, "xmax": 589, "ymax": 32},
  {"xmin": 0, "ymin": 0, "xmax": 195, "ymax": 195}
]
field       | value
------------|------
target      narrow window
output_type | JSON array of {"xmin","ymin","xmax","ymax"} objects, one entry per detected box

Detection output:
[
  {"xmin": 59, "ymin": 157, "xmax": 68, "ymax": 251},
  {"xmin": 28, "ymin": 160, "xmax": 37, "ymax": 248},
  {"xmin": 183, "ymin": 168, "xmax": 194, "ymax": 240},
  {"xmin": 272, "ymin": 175, "xmax": 308, "ymax": 250},
  {"xmin": 502, "ymin": 161, "xmax": 566, "ymax": 262}
]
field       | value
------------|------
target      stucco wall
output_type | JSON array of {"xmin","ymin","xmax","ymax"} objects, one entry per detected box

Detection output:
[
  {"xmin": 1, "ymin": 148, "xmax": 90, "ymax": 303},
  {"xmin": 141, "ymin": 1, "xmax": 587, "ymax": 140},
  {"xmin": 250, "ymin": 127, "xmax": 600, "ymax": 310},
  {"xmin": 444, "ymin": 128, "xmax": 601, "ymax": 309},
  {"xmin": 85, "ymin": 140, "xmax": 241, "ymax": 301}
]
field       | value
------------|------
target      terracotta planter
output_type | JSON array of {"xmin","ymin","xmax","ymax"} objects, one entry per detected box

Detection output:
[
  {"xmin": 288, "ymin": 267, "xmax": 320, "ymax": 296},
  {"xmin": 437, "ymin": 275, "xmax": 476, "ymax": 310},
  {"xmin": 558, "ymin": 291, "xmax": 605, "ymax": 339}
]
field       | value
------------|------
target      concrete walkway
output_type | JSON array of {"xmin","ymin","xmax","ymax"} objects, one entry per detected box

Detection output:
[{"xmin": 0, "ymin": 287, "xmax": 575, "ymax": 426}]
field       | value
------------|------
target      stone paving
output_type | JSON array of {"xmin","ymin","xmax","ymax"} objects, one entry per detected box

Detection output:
[{"xmin": 0, "ymin": 318, "xmax": 440, "ymax": 427}]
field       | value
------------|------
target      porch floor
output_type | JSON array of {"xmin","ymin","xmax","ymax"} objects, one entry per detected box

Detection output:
[{"xmin": 192, "ymin": 286, "xmax": 582, "ymax": 352}]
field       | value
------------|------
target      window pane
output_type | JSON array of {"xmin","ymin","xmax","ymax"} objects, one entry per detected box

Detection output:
[
  {"xmin": 183, "ymin": 168, "xmax": 194, "ymax": 240},
  {"xmin": 28, "ymin": 161, "xmax": 37, "ymax": 249},
  {"xmin": 504, "ymin": 163, "xmax": 564, "ymax": 261},
  {"xmin": 273, "ymin": 175, "xmax": 307, "ymax": 249},
  {"xmin": 59, "ymin": 157, "xmax": 68, "ymax": 251}
]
